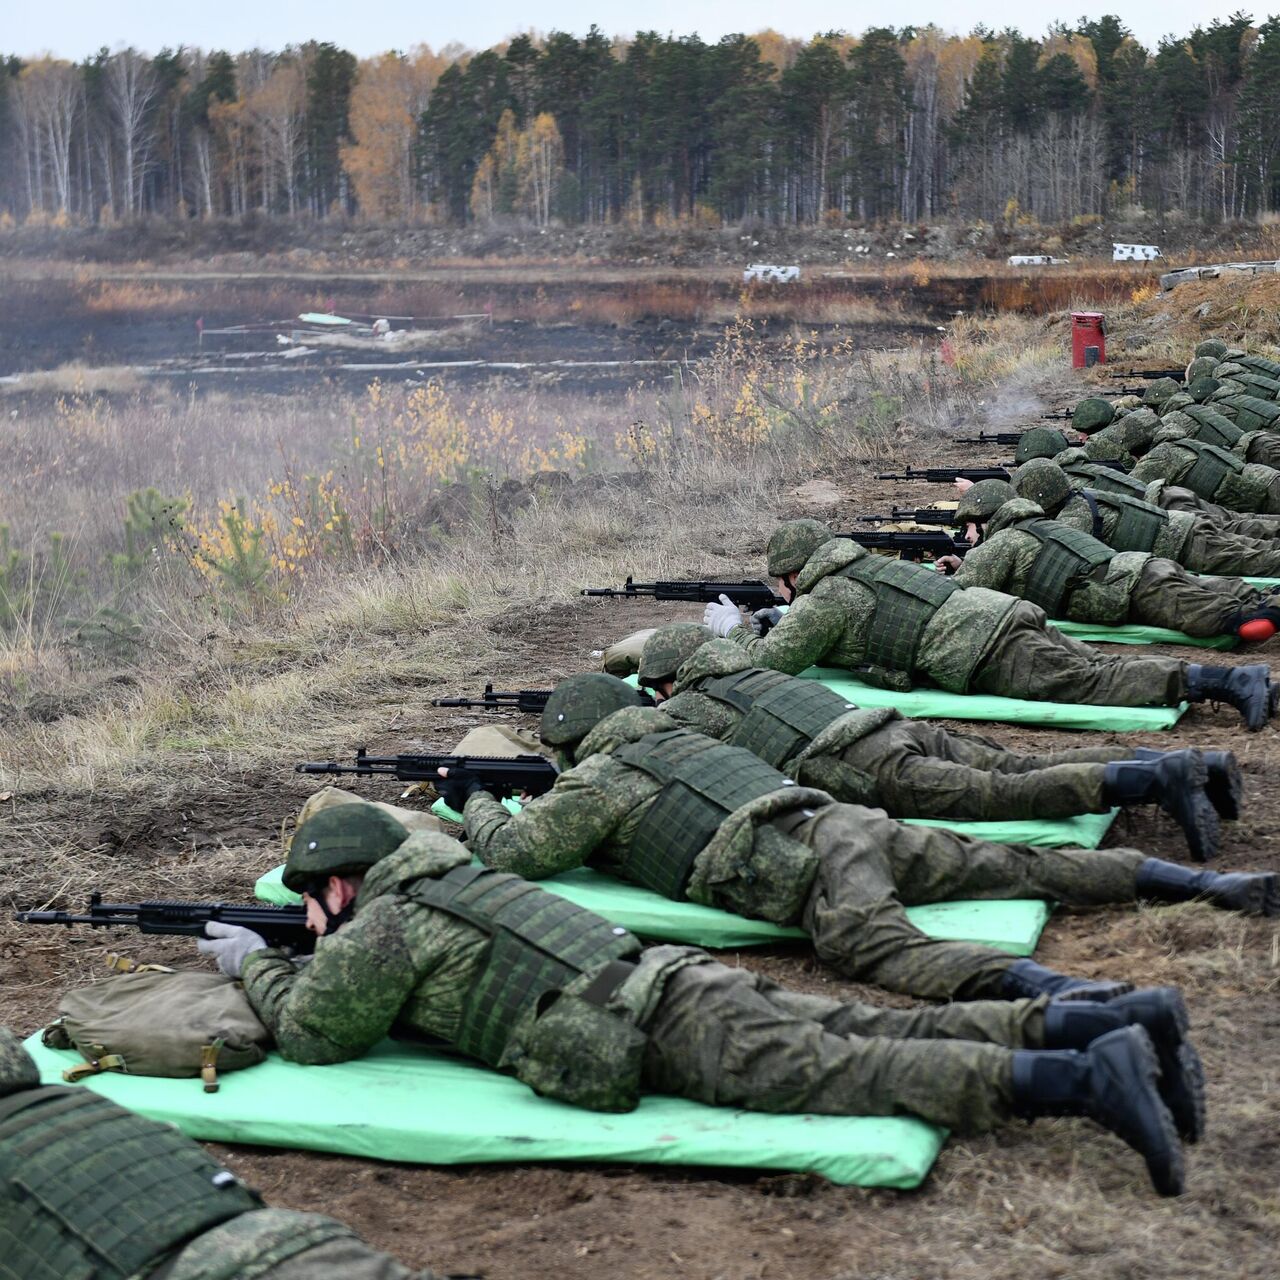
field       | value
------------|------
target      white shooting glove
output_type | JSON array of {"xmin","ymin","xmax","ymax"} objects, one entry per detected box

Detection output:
[
  {"xmin": 197, "ymin": 921, "xmax": 268, "ymax": 978},
  {"xmin": 702, "ymin": 593, "xmax": 744, "ymax": 637}
]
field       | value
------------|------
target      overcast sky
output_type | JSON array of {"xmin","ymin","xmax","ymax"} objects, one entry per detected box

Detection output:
[{"xmin": 7, "ymin": 1, "xmax": 1252, "ymax": 60}]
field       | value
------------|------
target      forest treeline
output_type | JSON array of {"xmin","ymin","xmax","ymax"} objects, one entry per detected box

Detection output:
[{"xmin": 1, "ymin": 15, "xmax": 1276, "ymax": 231}]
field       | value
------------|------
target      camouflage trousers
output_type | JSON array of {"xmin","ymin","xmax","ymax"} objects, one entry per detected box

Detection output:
[
  {"xmin": 1127, "ymin": 559, "xmax": 1264, "ymax": 637},
  {"xmin": 793, "ymin": 803, "xmax": 1145, "ymax": 1001},
  {"xmin": 1246, "ymin": 434, "xmax": 1280, "ymax": 470},
  {"xmin": 971, "ymin": 600, "xmax": 1189, "ymax": 707},
  {"xmin": 162, "ymin": 1208, "xmax": 438, "ymax": 1280},
  {"xmin": 640, "ymin": 956, "xmax": 1034, "ymax": 1131},
  {"xmin": 1186, "ymin": 525, "xmax": 1280, "ymax": 578},
  {"xmin": 802, "ymin": 719, "xmax": 1123, "ymax": 821},
  {"xmin": 1162, "ymin": 487, "xmax": 1280, "ymax": 541}
]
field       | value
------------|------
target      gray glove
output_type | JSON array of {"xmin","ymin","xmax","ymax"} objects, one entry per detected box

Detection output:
[
  {"xmin": 702, "ymin": 593, "xmax": 743, "ymax": 637},
  {"xmin": 751, "ymin": 606, "xmax": 784, "ymax": 636},
  {"xmin": 196, "ymin": 921, "xmax": 268, "ymax": 978}
]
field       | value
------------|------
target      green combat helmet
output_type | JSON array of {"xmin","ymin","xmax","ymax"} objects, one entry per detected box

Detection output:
[
  {"xmin": 0, "ymin": 1026, "xmax": 40, "ymax": 1097},
  {"xmin": 1072, "ymin": 397, "xmax": 1116, "ymax": 433},
  {"xmin": 282, "ymin": 805, "xmax": 409, "ymax": 893},
  {"xmin": 1185, "ymin": 356, "xmax": 1218, "ymax": 383},
  {"xmin": 954, "ymin": 478, "xmax": 1016, "ymax": 524},
  {"xmin": 1015, "ymin": 427, "xmax": 1072, "ymax": 465},
  {"xmin": 1143, "ymin": 377, "xmax": 1182, "ymax": 409},
  {"xmin": 1187, "ymin": 376, "xmax": 1221, "ymax": 403},
  {"xmin": 1195, "ymin": 339, "xmax": 1229, "ymax": 360},
  {"xmin": 766, "ymin": 519, "xmax": 834, "ymax": 577},
  {"xmin": 540, "ymin": 673, "xmax": 647, "ymax": 749},
  {"xmin": 638, "ymin": 623, "xmax": 714, "ymax": 689},
  {"xmin": 1013, "ymin": 459, "xmax": 1072, "ymax": 513}
]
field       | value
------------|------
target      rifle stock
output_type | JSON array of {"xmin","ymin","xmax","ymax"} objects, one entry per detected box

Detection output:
[{"xmin": 433, "ymin": 684, "xmax": 553, "ymax": 712}]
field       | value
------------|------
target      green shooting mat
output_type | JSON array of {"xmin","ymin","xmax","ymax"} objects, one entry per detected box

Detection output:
[
  {"xmin": 255, "ymin": 859, "xmax": 1052, "ymax": 955},
  {"xmin": 22, "ymin": 1035, "xmax": 945, "ymax": 1188},
  {"xmin": 1051, "ymin": 621, "xmax": 1235, "ymax": 650},
  {"xmin": 798, "ymin": 668, "xmax": 1187, "ymax": 731}
]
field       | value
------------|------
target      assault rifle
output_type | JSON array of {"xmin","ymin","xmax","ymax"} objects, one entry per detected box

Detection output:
[
  {"xmin": 296, "ymin": 747, "xmax": 558, "ymax": 795},
  {"xmin": 856, "ymin": 508, "xmax": 958, "ymax": 526},
  {"xmin": 955, "ymin": 431, "xmax": 1027, "ymax": 447},
  {"xmin": 16, "ymin": 893, "xmax": 314, "ymax": 953},
  {"xmin": 582, "ymin": 577, "xmax": 786, "ymax": 608},
  {"xmin": 434, "ymin": 684, "xmax": 553, "ymax": 713},
  {"xmin": 434, "ymin": 684, "xmax": 655, "ymax": 713},
  {"xmin": 1108, "ymin": 368, "xmax": 1185, "ymax": 381},
  {"xmin": 844, "ymin": 530, "xmax": 969, "ymax": 562},
  {"xmin": 875, "ymin": 465, "xmax": 1011, "ymax": 483}
]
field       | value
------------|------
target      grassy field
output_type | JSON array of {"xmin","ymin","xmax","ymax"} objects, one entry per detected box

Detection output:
[{"xmin": 2, "ymin": 267, "xmax": 1277, "ymax": 1280}]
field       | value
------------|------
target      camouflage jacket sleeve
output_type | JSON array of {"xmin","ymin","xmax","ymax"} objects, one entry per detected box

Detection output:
[
  {"xmin": 660, "ymin": 689, "xmax": 739, "ymax": 741},
  {"xmin": 462, "ymin": 754, "xmax": 635, "ymax": 878},
  {"xmin": 240, "ymin": 897, "xmax": 419, "ymax": 1064},
  {"xmin": 951, "ymin": 534, "xmax": 1021, "ymax": 592},
  {"xmin": 722, "ymin": 589, "xmax": 848, "ymax": 674},
  {"xmin": 1055, "ymin": 494, "xmax": 1098, "ymax": 535}
]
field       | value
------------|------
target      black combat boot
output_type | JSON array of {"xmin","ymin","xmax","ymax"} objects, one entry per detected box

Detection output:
[
  {"xmin": 1011, "ymin": 1027, "xmax": 1185, "ymax": 1196},
  {"xmin": 1000, "ymin": 958, "xmax": 1132, "ymax": 1002},
  {"xmin": 1136, "ymin": 857, "xmax": 1280, "ymax": 917},
  {"xmin": 1042, "ymin": 987, "xmax": 1205, "ymax": 1142},
  {"xmin": 1133, "ymin": 747, "xmax": 1243, "ymax": 820},
  {"xmin": 1185, "ymin": 662, "xmax": 1276, "ymax": 731},
  {"xmin": 1102, "ymin": 753, "xmax": 1219, "ymax": 861}
]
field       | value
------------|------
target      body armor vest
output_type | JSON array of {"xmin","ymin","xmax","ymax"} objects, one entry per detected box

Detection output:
[
  {"xmin": 1086, "ymin": 489, "xmax": 1169, "ymax": 553},
  {"xmin": 1179, "ymin": 439, "xmax": 1245, "ymax": 498},
  {"xmin": 1234, "ymin": 372, "xmax": 1280, "ymax": 400},
  {"xmin": 1216, "ymin": 394, "xmax": 1280, "ymax": 433},
  {"xmin": 1182, "ymin": 405, "xmax": 1244, "ymax": 450},
  {"xmin": 1239, "ymin": 354, "xmax": 1280, "ymax": 381},
  {"xmin": 1013, "ymin": 519, "xmax": 1115, "ymax": 616},
  {"xmin": 613, "ymin": 729, "xmax": 796, "ymax": 899},
  {"xmin": 697, "ymin": 667, "xmax": 860, "ymax": 767},
  {"xmin": 411, "ymin": 865, "xmax": 640, "ymax": 1068},
  {"xmin": 0, "ymin": 1085, "xmax": 261, "ymax": 1280},
  {"xmin": 839, "ymin": 557, "xmax": 960, "ymax": 675},
  {"xmin": 1063, "ymin": 462, "xmax": 1149, "ymax": 498}
]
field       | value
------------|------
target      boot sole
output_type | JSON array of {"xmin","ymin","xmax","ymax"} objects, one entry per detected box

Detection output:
[
  {"xmin": 1159, "ymin": 758, "xmax": 1219, "ymax": 862},
  {"xmin": 1114, "ymin": 1028, "xmax": 1186, "ymax": 1197},
  {"xmin": 1228, "ymin": 873, "xmax": 1280, "ymax": 918},
  {"xmin": 1205, "ymin": 755, "xmax": 1243, "ymax": 821},
  {"xmin": 1165, "ymin": 1041, "xmax": 1207, "ymax": 1145}
]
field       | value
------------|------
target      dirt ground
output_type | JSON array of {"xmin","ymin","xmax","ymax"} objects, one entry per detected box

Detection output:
[{"xmin": 3, "ymin": 338, "xmax": 1280, "ymax": 1279}]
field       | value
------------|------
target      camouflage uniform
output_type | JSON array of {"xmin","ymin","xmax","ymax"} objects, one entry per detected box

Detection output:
[
  {"xmin": 1158, "ymin": 403, "xmax": 1280, "ymax": 471},
  {"xmin": 238, "ymin": 837, "xmax": 1060, "ymax": 1132},
  {"xmin": 662, "ymin": 637, "xmax": 1125, "ymax": 821},
  {"xmin": 724, "ymin": 536, "xmax": 1193, "ymax": 709},
  {"xmin": 0, "ymin": 1029, "xmax": 434, "ymax": 1280},
  {"xmin": 461, "ymin": 709, "xmax": 1148, "ymax": 1001},
  {"xmin": 952, "ymin": 498, "xmax": 1264, "ymax": 637},
  {"xmin": 1049, "ymin": 468, "xmax": 1280, "ymax": 577},
  {"xmin": 1132, "ymin": 440, "xmax": 1280, "ymax": 514}
]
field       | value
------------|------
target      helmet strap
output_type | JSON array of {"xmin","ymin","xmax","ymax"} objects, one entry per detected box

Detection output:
[{"xmin": 307, "ymin": 879, "xmax": 358, "ymax": 935}]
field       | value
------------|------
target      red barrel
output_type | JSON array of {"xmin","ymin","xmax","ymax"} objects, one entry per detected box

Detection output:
[{"xmin": 1072, "ymin": 311, "xmax": 1106, "ymax": 368}]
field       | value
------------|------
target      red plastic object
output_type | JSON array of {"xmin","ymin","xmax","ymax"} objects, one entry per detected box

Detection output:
[
  {"xmin": 1237, "ymin": 619, "xmax": 1277, "ymax": 644},
  {"xmin": 1071, "ymin": 312, "xmax": 1107, "ymax": 369}
]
